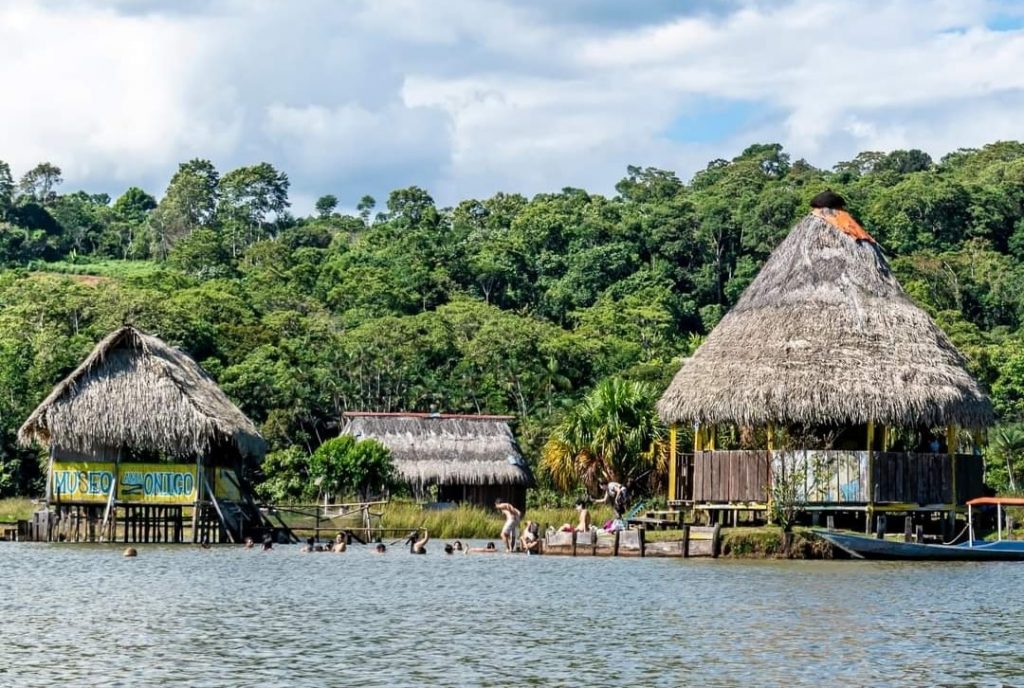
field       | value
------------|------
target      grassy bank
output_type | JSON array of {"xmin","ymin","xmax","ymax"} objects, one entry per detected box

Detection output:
[
  {"xmin": 0, "ymin": 498, "xmax": 36, "ymax": 522},
  {"xmin": 280, "ymin": 501, "xmax": 616, "ymax": 540}
]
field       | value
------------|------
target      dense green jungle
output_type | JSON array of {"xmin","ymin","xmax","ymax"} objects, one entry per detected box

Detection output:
[{"xmin": 3, "ymin": 142, "xmax": 1024, "ymax": 502}]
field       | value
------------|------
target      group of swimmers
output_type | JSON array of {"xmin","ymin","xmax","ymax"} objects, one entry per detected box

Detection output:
[{"xmin": 124, "ymin": 484, "xmax": 630, "ymax": 558}]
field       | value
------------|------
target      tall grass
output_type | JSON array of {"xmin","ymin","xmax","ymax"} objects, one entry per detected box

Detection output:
[
  {"xmin": 0, "ymin": 498, "xmax": 36, "ymax": 522},
  {"xmin": 279, "ymin": 500, "xmax": 618, "ymax": 539}
]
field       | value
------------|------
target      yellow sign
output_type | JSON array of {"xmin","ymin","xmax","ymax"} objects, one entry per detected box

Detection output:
[
  {"xmin": 214, "ymin": 468, "xmax": 241, "ymax": 501},
  {"xmin": 118, "ymin": 464, "xmax": 198, "ymax": 504},
  {"xmin": 51, "ymin": 462, "xmax": 200, "ymax": 504},
  {"xmin": 51, "ymin": 462, "xmax": 115, "ymax": 503}
]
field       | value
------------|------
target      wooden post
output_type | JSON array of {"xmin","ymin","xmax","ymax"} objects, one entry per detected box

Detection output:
[
  {"xmin": 638, "ymin": 528, "xmax": 646, "ymax": 558},
  {"xmin": 668, "ymin": 424, "xmax": 678, "ymax": 503},
  {"xmin": 707, "ymin": 425, "xmax": 716, "ymax": 451},
  {"xmin": 915, "ymin": 524, "xmax": 924, "ymax": 543},
  {"xmin": 866, "ymin": 420, "xmax": 875, "ymax": 534},
  {"xmin": 904, "ymin": 516, "xmax": 913, "ymax": 543},
  {"xmin": 947, "ymin": 425, "xmax": 958, "ymax": 530},
  {"xmin": 826, "ymin": 515, "xmax": 835, "ymax": 532},
  {"xmin": 204, "ymin": 474, "xmax": 235, "ymax": 543},
  {"xmin": 571, "ymin": 530, "xmax": 577, "ymax": 557},
  {"xmin": 613, "ymin": 529, "xmax": 620, "ymax": 557},
  {"xmin": 711, "ymin": 523, "xmax": 722, "ymax": 558},
  {"xmin": 875, "ymin": 514, "xmax": 886, "ymax": 539},
  {"xmin": 682, "ymin": 524, "xmax": 691, "ymax": 558}
]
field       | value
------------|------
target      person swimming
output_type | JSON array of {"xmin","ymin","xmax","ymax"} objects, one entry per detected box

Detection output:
[
  {"xmin": 375, "ymin": 543, "xmax": 387, "ymax": 554},
  {"xmin": 444, "ymin": 543, "xmax": 454, "ymax": 554},
  {"xmin": 465, "ymin": 542, "xmax": 498, "ymax": 554},
  {"xmin": 406, "ymin": 530, "xmax": 429, "ymax": 554},
  {"xmin": 123, "ymin": 547, "xmax": 137, "ymax": 558},
  {"xmin": 453, "ymin": 540, "xmax": 464, "ymax": 552},
  {"xmin": 244, "ymin": 537, "xmax": 254, "ymax": 549}
]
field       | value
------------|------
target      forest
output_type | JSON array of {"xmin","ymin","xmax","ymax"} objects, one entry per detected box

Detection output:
[{"xmin": 2, "ymin": 141, "xmax": 1024, "ymax": 501}]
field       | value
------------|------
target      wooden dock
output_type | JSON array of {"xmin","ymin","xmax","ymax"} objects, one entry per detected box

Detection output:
[{"xmin": 541, "ymin": 524, "xmax": 721, "ymax": 558}]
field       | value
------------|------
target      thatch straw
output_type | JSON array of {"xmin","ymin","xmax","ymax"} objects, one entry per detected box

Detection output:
[
  {"xmin": 341, "ymin": 413, "xmax": 533, "ymax": 487},
  {"xmin": 18, "ymin": 326, "xmax": 266, "ymax": 459},
  {"xmin": 657, "ymin": 210, "xmax": 994, "ymax": 429}
]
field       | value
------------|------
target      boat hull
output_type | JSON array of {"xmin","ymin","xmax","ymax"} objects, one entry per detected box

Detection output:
[{"xmin": 816, "ymin": 531, "xmax": 1024, "ymax": 561}]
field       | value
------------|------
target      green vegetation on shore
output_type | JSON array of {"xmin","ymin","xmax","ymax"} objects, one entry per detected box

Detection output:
[{"xmin": 3, "ymin": 143, "xmax": 1024, "ymax": 502}]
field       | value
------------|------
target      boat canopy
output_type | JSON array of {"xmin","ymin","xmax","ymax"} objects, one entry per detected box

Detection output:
[{"xmin": 966, "ymin": 497, "xmax": 1024, "ymax": 507}]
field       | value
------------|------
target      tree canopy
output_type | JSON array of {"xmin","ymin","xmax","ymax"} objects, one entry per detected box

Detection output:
[{"xmin": 2, "ymin": 141, "xmax": 1024, "ymax": 497}]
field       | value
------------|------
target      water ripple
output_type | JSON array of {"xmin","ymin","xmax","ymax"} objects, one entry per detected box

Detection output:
[{"xmin": 2, "ymin": 544, "xmax": 1023, "ymax": 686}]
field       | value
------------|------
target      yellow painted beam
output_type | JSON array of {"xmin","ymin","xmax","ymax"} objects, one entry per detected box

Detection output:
[{"xmin": 668, "ymin": 425, "xmax": 678, "ymax": 502}]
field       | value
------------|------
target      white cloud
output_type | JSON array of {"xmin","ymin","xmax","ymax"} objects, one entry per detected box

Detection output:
[{"xmin": 0, "ymin": 0, "xmax": 1022, "ymax": 209}]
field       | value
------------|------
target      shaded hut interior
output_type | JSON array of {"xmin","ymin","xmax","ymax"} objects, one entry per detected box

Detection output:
[
  {"xmin": 340, "ymin": 412, "xmax": 533, "ymax": 510},
  {"xmin": 657, "ymin": 206, "xmax": 994, "ymax": 528}
]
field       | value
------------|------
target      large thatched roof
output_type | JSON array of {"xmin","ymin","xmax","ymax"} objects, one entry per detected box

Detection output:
[
  {"xmin": 340, "ymin": 413, "xmax": 533, "ymax": 486},
  {"xmin": 658, "ymin": 208, "xmax": 994, "ymax": 430},
  {"xmin": 19, "ymin": 326, "xmax": 266, "ymax": 459}
]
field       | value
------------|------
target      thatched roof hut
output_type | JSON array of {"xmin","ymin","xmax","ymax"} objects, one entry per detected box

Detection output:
[
  {"xmin": 341, "ymin": 412, "xmax": 532, "ymax": 487},
  {"xmin": 657, "ymin": 208, "xmax": 993, "ymax": 430},
  {"xmin": 19, "ymin": 325, "xmax": 265, "ymax": 461}
]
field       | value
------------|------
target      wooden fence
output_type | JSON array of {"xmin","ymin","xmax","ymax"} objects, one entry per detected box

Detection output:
[{"xmin": 686, "ymin": 450, "xmax": 984, "ymax": 506}]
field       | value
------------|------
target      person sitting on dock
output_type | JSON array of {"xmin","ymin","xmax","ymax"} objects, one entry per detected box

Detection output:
[
  {"xmin": 595, "ymin": 480, "xmax": 628, "ymax": 519},
  {"xmin": 559, "ymin": 500, "xmax": 592, "ymax": 532},
  {"xmin": 495, "ymin": 500, "xmax": 521, "ymax": 553},
  {"xmin": 406, "ymin": 530, "xmax": 429, "ymax": 554},
  {"xmin": 520, "ymin": 521, "xmax": 540, "ymax": 554},
  {"xmin": 465, "ymin": 542, "xmax": 498, "ymax": 553}
]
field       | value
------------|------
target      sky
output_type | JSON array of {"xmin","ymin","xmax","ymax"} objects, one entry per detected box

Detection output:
[{"xmin": 1, "ymin": 0, "xmax": 1024, "ymax": 214}]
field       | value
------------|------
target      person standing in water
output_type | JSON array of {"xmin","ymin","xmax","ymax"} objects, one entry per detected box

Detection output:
[
  {"xmin": 495, "ymin": 500, "xmax": 521, "ymax": 552},
  {"xmin": 595, "ymin": 480, "xmax": 629, "ymax": 519},
  {"xmin": 406, "ymin": 530, "xmax": 429, "ymax": 554}
]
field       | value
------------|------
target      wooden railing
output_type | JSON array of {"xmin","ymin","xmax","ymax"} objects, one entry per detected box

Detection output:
[{"xmin": 680, "ymin": 450, "xmax": 984, "ymax": 506}]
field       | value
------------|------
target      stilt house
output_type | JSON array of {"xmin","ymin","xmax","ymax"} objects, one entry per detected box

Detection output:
[
  {"xmin": 657, "ymin": 202, "xmax": 994, "ymax": 527},
  {"xmin": 18, "ymin": 325, "xmax": 269, "ymax": 543}
]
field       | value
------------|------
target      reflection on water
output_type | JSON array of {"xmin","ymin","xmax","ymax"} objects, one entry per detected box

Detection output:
[{"xmin": 1, "ymin": 542, "xmax": 1023, "ymax": 687}]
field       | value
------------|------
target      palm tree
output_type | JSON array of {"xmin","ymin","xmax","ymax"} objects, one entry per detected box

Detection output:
[
  {"xmin": 541, "ymin": 378, "xmax": 665, "ymax": 494},
  {"xmin": 991, "ymin": 424, "xmax": 1024, "ymax": 493}
]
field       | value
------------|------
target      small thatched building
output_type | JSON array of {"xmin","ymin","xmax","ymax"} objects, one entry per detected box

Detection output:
[
  {"xmin": 340, "ymin": 412, "xmax": 533, "ymax": 509},
  {"xmin": 657, "ymin": 205, "xmax": 993, "ymax": 523},
  {"xmin": 19, "ymin": 325, "xmax": 267, "ymax": 543}
]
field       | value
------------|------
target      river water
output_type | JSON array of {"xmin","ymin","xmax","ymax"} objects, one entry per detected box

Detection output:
[{"xmin": 1, "ymin": 541, "xmax": 1022, "ymax": 687}]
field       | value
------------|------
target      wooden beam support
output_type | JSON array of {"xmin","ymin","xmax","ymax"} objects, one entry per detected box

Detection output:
[{"xmin": 668, "ymin": 424, "xmax": 678, "ymax": 502}]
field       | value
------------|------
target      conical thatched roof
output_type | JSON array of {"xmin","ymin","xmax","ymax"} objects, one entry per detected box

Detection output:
[
  {"xmin": 657, "ymin": 208, "xmax": 994, "ymax": 430},
  {"xmin": 19, "ymin": 326, "xmax": 266, "ymax": 459},
  {"xmin": 340, "ymin": 413, "xmax": 533, "ymax": 487}
]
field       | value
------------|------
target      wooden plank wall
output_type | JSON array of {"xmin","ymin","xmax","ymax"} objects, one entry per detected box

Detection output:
[
  {"xmin": 693, "ymin": 450, "xmax": 983, "ymax": 505},
  {"xmin": 872, "ymin": 453, "xmax": 983, "ymax": 504},
  {"xmin": 692, "ymin": 451, "xmax": 768, "ymax": 502}
]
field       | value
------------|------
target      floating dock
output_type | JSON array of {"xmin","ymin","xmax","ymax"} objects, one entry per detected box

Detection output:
[{"xmin": 541, "ymin": 524, "xmax": 721, "ymax": 558}]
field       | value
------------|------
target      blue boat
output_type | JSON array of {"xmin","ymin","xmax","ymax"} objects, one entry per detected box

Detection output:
[{"xmin": 817, "ymin": 497, "xmax": 1024, "ymax": 561}]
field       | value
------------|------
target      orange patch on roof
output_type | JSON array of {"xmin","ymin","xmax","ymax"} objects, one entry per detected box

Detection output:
[{"xmin": 813, "ymin": 208, "xmax": 876, "ymax": 244}]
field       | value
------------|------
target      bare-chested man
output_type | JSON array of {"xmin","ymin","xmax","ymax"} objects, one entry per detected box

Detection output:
[{"xmin": 495, "ymin": 500, "xmax": 521, "ymax": 552}]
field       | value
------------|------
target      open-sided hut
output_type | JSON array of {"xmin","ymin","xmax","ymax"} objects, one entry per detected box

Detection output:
[
  {"xmin": 19, "ymin": 325, "xmax": 268, "ymax": 543},
  {"xmin": 657, "ymin": 203, "xmax": 993, "ymax": 528},
  {"xmin": 340, "ymin": 412, "xmax": 532, "ymax": 509}
]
